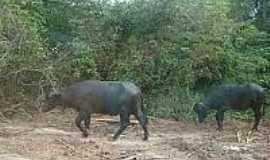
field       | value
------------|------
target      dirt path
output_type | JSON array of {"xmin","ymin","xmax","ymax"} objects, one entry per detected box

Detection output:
[{"xmin": 0, "ymin": 109, "xmax": 269, "ymax": 160}]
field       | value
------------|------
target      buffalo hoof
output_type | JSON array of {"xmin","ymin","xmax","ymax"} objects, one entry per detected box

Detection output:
[
  {"xmin": 108, "ymin": 136, "xmax": 117, "ymax": 141},
  {"xmin": 82, "ymin": 132, "xmax": 89, "ymax": 137},
  {"xmin": 142, "ymin": 136, "xmax": 148, "ymax": 141},
  {"xmin": 216, "ymin": 127, "xmax": 223, "ymax": 132},
  {"xmin": 252, "ymin": 128, "xmax": 258, "ymax": 132}
]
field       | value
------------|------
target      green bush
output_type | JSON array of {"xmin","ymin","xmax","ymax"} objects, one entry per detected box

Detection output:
[
  {"xmin": 146, "ymin": 87, "xmax": 201, "ymax": 121},
  {"xmin": 0, "ymin": 0, "xmax": 269, "ymax": 120}
]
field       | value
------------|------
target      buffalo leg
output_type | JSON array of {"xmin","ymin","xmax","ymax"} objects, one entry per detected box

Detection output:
[
  {"xmin": 216, "ymin": 111, "xmax": 224, "ymax": 131},
  {"xmin": 252, "ymin": 107, "xmax": 262, "ymax": 131},
  {"xmin": 113, "ymin": 110, "xmax": 130, "ymax": 140},
  {"xmin": 84, "ymin": 114, "xmax": 91, "ymax": 130},
  {"xmin": 134, "ymin": 112, "xmax": 149, "ymax": 141},
  {"xmin": 75, "ymin": 111, "xmax": 89, "ymax": 137}
]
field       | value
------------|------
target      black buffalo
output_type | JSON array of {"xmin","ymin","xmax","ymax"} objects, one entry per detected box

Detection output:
[
  {"xmin": 41, "ymin": 80, "xmax": 149, "ymax": 140},
  {"xmin": 193, "ymin": 83, "xmax": 266, "ymax": 131}
]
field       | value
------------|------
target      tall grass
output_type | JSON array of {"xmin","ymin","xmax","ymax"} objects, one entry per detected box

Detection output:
[{"xmin": 146, "ymin": 87, "xmax": 201, "ymax": 121}]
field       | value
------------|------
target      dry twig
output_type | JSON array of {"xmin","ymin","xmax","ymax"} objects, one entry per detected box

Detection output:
[{"xmin": 96, "ymin": 118, "xmax": 139, "ymax": 125}]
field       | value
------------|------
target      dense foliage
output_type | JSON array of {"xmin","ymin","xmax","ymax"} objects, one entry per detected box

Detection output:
[{"xmin": 0, "ymin": 0, "xmax": 269, "ymax": 120}]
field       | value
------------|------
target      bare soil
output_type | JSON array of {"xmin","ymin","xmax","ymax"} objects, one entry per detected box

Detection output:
[{"xmin": 0, "ymin": 109, "xmax": 269, "ymax": 160}]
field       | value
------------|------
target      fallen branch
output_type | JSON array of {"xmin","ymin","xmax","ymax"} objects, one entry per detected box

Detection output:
[
  {"xmin": 0, "ymin": 128, "xmax": 34, "ymax": 137},
  {"xmin": 11, "ymin": 129, "xmax": 35, "ymax": 136},
  {"xmin": 95, "ymin": 118, "xmax": 139, "ymax": 125},
  {"xmin": 121, "ymin": 156, "xmax": 138, "ymax": 160},
  {"xmin": 117, "ymin": 151, "xmax": 136, "ymax": 160}
]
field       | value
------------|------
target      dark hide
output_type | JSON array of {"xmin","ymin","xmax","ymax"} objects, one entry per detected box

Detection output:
[
  {"xmin": 194, "ymin": 83, "xmax": 265, "ymax": 131},
  {"xmin": 42, "ymin": 80, "xmax": 148, "ymax": 140}
]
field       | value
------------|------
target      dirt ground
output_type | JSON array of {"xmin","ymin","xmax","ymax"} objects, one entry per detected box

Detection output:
[{"xmin": 0, "ymin": 109, "xmax": 269, "ymax": 160}]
